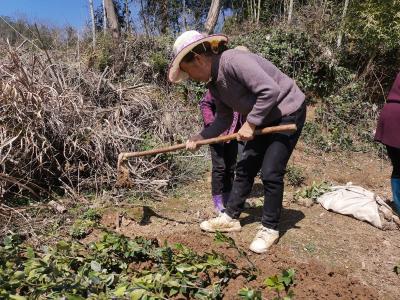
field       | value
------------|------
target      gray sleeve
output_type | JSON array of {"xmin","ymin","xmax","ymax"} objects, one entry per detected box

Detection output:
[
  {"xmin": 199, "ymin": 99, "xmax": 233, "ymax": 139},
  {"xmin": 226, "ymin": 54, "xmax": 280, "ymax": 126}
]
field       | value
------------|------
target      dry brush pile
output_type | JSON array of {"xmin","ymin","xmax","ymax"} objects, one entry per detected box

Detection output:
[{"xmin": 0, "ymin": 40, "xmax": 202, "ymax": 204}]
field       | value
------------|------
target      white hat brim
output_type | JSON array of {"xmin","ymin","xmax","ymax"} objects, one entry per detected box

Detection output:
[{"xmin": 168, "ymin": 34, "xmax": 228, "ymax": 83}]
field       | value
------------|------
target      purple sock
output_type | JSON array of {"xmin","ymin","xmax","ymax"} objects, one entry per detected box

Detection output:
[{"xmin": 212, "ymin": 195, "xmax": 224, "ymax": 212}]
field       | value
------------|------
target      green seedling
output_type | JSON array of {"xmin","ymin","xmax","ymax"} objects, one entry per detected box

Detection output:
[
  {"xmin": 264, "ymin": 268, "xmax": 296, "ymax": 300},
  {"xmin": 304, "ymin": 242, "xmax": 316, "ymax": 254},
  {"xmin": 238, "ymin": 287, "xmax": 262, "ymax": 300}
]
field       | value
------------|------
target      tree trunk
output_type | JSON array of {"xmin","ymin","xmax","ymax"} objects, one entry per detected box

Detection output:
[
  {"xmin": 160, "ymin": 0, "xmax": 168, "ymax": 34},
  {"xmin": 246, "ymin": 0, "xmax": 251, "ymax": 22},
  {"xmin": 256, "ymin": 0, "xmax": 261, "ymax": 24},
  {"xmin": 337, "ymin": 0, "xmax": 350, "ymax": 48},
  {"xmin": 204, "ymin": 0, "xmax": 222, "ymax": 34},
  {"xmin": 182, "ymin": 0, "xmax": 187, "ymax": 30},
  {"xmin": 88, "ymin": 0, "xmax": 96, "ymax": 48},
  {"xmin": 104, "ymin": 0, "xmax": 120, "ymax": 38},
  {"xmin": 140, "ymin": 0, "xmax": 149, "ymax": 36},
  {"xmin": 253, "ymin": 0, "xmax": 257, "ymax": 23},
  {"xmin": 248, "ymin": 0, "xmax": 255, "ymax": 23},
  {"xmin": 288, "ymin": 0, "xmax": 294, "ymax": 24},
  {"xmin": 102, "ymin": 0, "xmax": 107, "ymax": 33},
  {"xmin": 124, "ymin": 0, "xmax": 130, "ymax": 33}
]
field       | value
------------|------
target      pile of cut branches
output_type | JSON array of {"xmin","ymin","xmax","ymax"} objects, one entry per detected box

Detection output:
[{"xmin": 0, "ymin": 41, "xmax": 201, "ymax": 201}]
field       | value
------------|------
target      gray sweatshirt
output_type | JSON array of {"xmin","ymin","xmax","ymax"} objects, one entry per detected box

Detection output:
[{"xmin": 200, "ymin": 49, "xmax": 305, "ymax": 139}]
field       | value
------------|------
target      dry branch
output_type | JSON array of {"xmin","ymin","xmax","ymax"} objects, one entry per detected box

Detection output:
[{"xmin": 0, "ymin": 42, "xmax": 200, "ymax": 201}]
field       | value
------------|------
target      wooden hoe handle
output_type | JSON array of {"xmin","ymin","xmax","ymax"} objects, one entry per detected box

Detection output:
[{"xmin": 118, "ymin": 124, "xmax": 297, "ymax": 162}]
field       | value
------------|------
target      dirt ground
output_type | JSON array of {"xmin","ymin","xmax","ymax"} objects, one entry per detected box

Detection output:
[{"xmin": 90, "ymin": 142, "xmax": 400, "ymax": 299}]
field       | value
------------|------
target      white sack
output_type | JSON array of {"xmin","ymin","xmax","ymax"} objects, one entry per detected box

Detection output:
[{"xmin": 317, "ymin": 183, "xmax": 399, "ymax": 229}]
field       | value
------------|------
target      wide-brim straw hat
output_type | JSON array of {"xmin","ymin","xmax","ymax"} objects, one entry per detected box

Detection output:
[{"xmin": 168, "ymin": 30, "xmax": 228, "ymax": 83}]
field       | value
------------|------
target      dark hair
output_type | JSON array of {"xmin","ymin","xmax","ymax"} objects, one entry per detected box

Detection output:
[{"xmin": 181, "ymin": 41, "xmax": 228, "ymax": 63}]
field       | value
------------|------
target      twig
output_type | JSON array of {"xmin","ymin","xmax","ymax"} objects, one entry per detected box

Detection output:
[
  {"xmin": 34, "ymin": 23, "xmax": 63, "ymax": 91},
  {"xmin": 0, "ymin": 203, "xmax": 38, "ymax": 239}
]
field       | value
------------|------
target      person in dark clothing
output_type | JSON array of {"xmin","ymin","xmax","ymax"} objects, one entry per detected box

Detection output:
[
  {"xmin": 168, "ymin": 30, "xmax": 306, "ymax": 254},
  {"xmin": 375, "ymin": 72, "xmax": 400, "ymax": 214},
  {"xmin": 200, "ymin": 90, "xmax": 244, "ymax": 212}
]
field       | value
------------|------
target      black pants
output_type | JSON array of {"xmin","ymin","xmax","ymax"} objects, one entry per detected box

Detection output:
[
  {"xmin": 210, "ymin": 140, "xmax": 244, "ymax": 195},
  {"xmin": 387, "ymin": 146, "xmax": 400, "ymax": 179},
  {"xmin": 225, "ymin": 103, "xmax": 307, "ymax": 230}
]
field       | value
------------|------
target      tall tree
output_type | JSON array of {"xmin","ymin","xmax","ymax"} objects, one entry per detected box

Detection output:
[
  {"xmin": 256, "ymin": 0, "xmax": 261, "ymax": 24},
  {"xmin": 160, "ymin": 0, "xmax": 168, "ymax": 34},
  {"xmin": 182, "ymin": 0, "xmax": 187, "ymax": 30},
  {"xmin": 140, "ymin": 0, "xmax": 150, "ymax": 35},
  {"xmin": 102, "ymin": 0, "xmax": 107, "ymax": 33},
  {"xmin": 204, "ymin": 0, "xmax": 222, "ymax": 33},
  {"xmin": 287, "ymin": 0, "xmax": 294, "ymax": 24},
  {"xmin": 124, "ymin": 0, "xmax": 131, "ymax": 33},
  {"xmin": 246, "ymin": 0, "xmax": 262, "ymax": 24},
  {"xmin": 88, "ymin": 0, "xmax": 96, "ymax": 48},
  {"xmin": 337, "ymin": 0, "xmax": 350, "ymax": 48},
  {"xmin": 104, "ymin": 0, "xmax": 120, "ymax": 38}
]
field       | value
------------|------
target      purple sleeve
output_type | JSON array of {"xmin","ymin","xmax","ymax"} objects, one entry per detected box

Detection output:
[
  {"xmin": 199, "ymin": 90, "xmax": 216, "ymax": 126},
  {"xmin": 200, "ymin": 98, "xmax": 233, "ymax": 139},
  {"xmin": 226, "ymin": 55, "xmax": 280, "ymax": 126}
]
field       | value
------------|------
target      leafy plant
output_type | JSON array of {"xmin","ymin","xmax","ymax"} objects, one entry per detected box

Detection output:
[
  {"xmin": 150, "ymin": 51, "xmax": 169, "ymax": 76},
  {"xmin": 314, "ymin": 79, "xmax": 378, "ymax": 151},
  {"xmin": 301, "ymin": 122, "xmax": 332, "ymax": 152},
  {"xmin": 232, "ymin": 27, "xmax": 322, "ymax": 93},
  {"xmin": 238, "ymin": 287, "xmax": 262, "ymax": 300},
  {"xmin": 346, "ymin": 0, "xmax": 400, "ymax": 56},
  {"xmin": 264, "ymin": 268, "xmax": 296, "ymax": 300},
  {"xmin": 70, "ymin": 208, "xmax": 102, "ymax": 239},
  {"xmin": 70, "ymin": 219, "xmax": 96, "ymax": 239},
  {"xmin": 304, "ymin": 242, "xmax": 316, "ymax": 254},
  {"xmin": 294, "ymin": 181, "xmax": 331, "ymax": 203},
  {"xmin": 82, "ymin": 208, "xmax": 102, "ymax": 221},
  {"xmin": 0, "ymin": 232, "xmax": 251, "ymax": 299}
]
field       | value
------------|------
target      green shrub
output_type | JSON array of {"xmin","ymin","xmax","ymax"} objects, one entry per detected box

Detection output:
[
  {"xmin": 92, "ymin": 34, "xmax": 115, "ymax": 71},
  {"xmin": 150, "ymin": 51, "xmax": 169, "ymax": 76},
  {"xmin": 315, "ymin": 79, "xmax": 378, "ymax": 151},
  {"xmin": 82, "ymin": 208, "xmax": 101, "ymax": 222},
  {"xmin": 286, "ymin": 165, "xmax": 306, "ymax": 187},
  {"xmin": 70, "ymin": 219, "xmax": 96, "ymax": 239},
  {"xmin": 301, "ymin": 122, "xmax": 332, "ymax": 152},
  {"xmin": 346, "ymin": 0, "xmax": 400, "ymax": 57},
  {"xmin": 232, "ymin": 28, "xmax": 322, "ymax": 93}
]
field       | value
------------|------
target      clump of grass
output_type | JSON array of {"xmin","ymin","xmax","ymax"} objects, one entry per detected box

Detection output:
[{"xmin": 286, "ymin": 165, "xmax": 306, "ymax": 187}]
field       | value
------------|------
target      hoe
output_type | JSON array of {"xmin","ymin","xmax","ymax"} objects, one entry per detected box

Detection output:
[{"xmin": 117, "ymin": 124, "xmax": 297, "ymax": 186}]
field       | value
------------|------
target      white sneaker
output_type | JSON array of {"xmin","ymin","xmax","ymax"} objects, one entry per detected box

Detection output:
[
  {"xmin": 249, "ymin": 226, "xmax": 279, "ymax": 254},
  {"xmin": 200, "ymin": 212, "xmax": 241, "ymax": 232}
]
